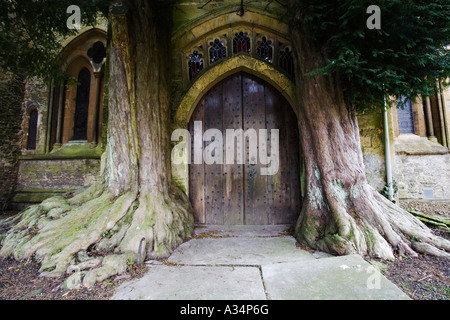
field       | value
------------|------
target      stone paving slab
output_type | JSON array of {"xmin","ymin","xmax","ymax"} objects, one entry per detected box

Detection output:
[
  {"xmin": 111, "ymin": 265, "xmax": 267, "ymax": 300},
  {"xmin": 111, "ymin": 226, "xmax": 410, "ymax": 300},
  {"xmin": 168, "ymin": 236, "xmax": 316, "ymax": 266},
  {"xmin": 261, "ymin": 254, "xmax": 410, "ymax": 300},
  {"xmin": 194, "ymin": 225, "xmax": 292, "ymax": 237}
]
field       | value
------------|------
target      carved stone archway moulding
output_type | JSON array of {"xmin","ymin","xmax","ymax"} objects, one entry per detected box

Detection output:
[
  {"xmin": 175, "ymin": 54, "xmax": 297, "ymax": 129},
  {"xmin": 172, "ymin": 4, "xmax": 297, "ymax": 128}
]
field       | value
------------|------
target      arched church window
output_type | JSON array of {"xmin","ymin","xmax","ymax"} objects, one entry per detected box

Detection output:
[
  {"xmin": 26, "ymin": 109, "xmax": 38, "ymax": 150},
  {"xmin": 188, "ymin": 50, "xmax": 204, "ymax": 81},
  {"xmin": 256, "ymin": 37, "xmax": 273, "ymax": 63},
  {"xmin": 233, "ymin": 31, "xmax": 251, "ymax": 54},
  {"xmin": 209, "ymin": 39, "xmax": 227, "ymax": 64},
  {"xmin": 279, "ymin": 47, "xmax": 295, "ymax": 78},
  {"xmin": 72, "ymin": 67, "xmax": 91, "ymax": 141},
  {"xmin": 397, "ymin": 97, "xmax": 415, "ymax": 134}
]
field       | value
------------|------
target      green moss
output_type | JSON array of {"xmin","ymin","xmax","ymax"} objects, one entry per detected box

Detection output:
[
  {"xmin": 172, "ymin": 177, "xmax": 187, "ymax": 193},
  {"xmin": 13, "ymin": 192, "xmax": 66, "ymax": 204},
  {"xmin": 49, "ymin": 143, "xmax": 104, "ymax": 158},
  {"xmin": 296, "ymin": 217, "xmax": 319, "ymax": 244},
  {"xmin": 357, "ymin": 110, "xmax": 383, "ymax": 129}
]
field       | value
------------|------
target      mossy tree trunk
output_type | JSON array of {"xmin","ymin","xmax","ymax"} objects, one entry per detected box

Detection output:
[
  {"xmin": 105, "ymin": 0, "xmax": 194, "ymax": 256},
  {"xmin": 0, "ymin": 0, "xmax": 194, "ymax": 285},
  {"xmin": 289, "ymin": 3, "xmax": 450, "ymax": 260}
]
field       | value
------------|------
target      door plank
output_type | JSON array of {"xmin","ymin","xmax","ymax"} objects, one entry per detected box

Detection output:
[
  {"xmin": 243, "ymin": 74, "xmax": 268, "ymax": 225},
  {"xmin": 204, "ymin": 86, "xmax": 224, "ymax": 225},
  {"xmin": 189, "ymin": 100, "xmax": 205, "ymax": 224},
  {"xmin": 222, "ymin": 73, "xmax": 245, "ymax": 225}
]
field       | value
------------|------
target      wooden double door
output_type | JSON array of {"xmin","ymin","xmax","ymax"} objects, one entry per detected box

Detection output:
[{"xmin": 189, "ymin": 72, "xmax": 302, "ymax": 225}]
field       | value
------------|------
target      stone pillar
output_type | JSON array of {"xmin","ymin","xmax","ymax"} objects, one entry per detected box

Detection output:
[
  {"xmin": 54, "ymin": 84, "xmax": 65, "ymax": 148},
  {"xmin": 45, "ymin": 80, "xmax": 55, "ymax": 153},
  {"xmin": 437, "ymin": 81, "xmax": 448, "ymax": 148},
  {"xmin": 424, "ymin": 96, "xmax": 437, "ymax": 141},
  {"xmin": 91, "ymin": 72, "xmax": 103, "ymax": 144}
]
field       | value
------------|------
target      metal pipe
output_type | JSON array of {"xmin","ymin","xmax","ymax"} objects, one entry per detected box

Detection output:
[{"xmin": 383, "ymin": 92, "xmax": 394, "ymax": 201}]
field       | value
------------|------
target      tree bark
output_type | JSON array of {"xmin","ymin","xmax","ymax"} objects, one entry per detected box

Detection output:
[
  {"xmin": 289, "ymin": 3, "xmax": 449, "ymax": 260},
  {"xmin": 106, "ymin": 0, "xmax": 194, "ymax": 257},
  {"xmin": 0, "ymin": 0, "xmax": 194, "ymax": 283}
]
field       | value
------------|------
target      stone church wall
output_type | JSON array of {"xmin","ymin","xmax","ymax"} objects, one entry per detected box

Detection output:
[{"xmin": 0, "ymin": 72, "xmax": 26, "ymax": 210}]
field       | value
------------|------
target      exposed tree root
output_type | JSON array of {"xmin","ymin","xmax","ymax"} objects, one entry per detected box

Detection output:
[
  {"xmin": 0, "ymin": 180, "xmax": 194, "ymax": 287},
  {"xmin": 295, "ymin": 183, "xmax": 450, "ymax": 260}
]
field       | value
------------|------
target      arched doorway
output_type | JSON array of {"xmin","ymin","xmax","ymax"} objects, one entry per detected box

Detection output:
[{"xmin": 189, "ymin": 72, "xmax": 302, "ymax": 225}]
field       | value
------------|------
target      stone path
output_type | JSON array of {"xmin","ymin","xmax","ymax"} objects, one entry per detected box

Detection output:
[{"xmin": 111, "ymin": 225, "xmax": 410, "ymax": 300}]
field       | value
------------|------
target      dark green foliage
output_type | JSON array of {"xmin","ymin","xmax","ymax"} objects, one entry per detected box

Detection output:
[
  {"xmin": 292, "ymin": 0, "xmax": 450, "ymax": 110},
  {"xmin": 1, "ymin": 0, "xmax": 449, "ymax": 109},
  {"xmin": 0, "ymin": 0, "xmax": 108, "ymax": 83}
]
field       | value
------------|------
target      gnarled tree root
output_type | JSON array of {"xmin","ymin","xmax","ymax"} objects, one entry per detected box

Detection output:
[
  {"xmin": 0, "ymin": 181, "xmax": 194, "ymax": 287},
  {"xmin": 295, "ymin": 184, "xmax": 450, "ymax": 260}
]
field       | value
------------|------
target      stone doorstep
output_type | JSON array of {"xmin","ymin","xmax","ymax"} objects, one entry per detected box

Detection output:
[{"xmin": 167, "ymin": 236, "xmax": 316, "ymax": 266}]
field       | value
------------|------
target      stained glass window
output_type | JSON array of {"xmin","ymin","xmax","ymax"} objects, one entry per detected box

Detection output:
[
  {"xmin": 233, "ymin": 31, "xmax": 251, "ymax": 54},
  {"xmin": 397, "ymin": 97, "xmax": 415, "ymax": 134},
  {"xmin": 279, "ymin": 47, "xmax": 295, "ymax": 78},
  {"xmin": 209, "ymin": 38, "xmax": 227, "ymax": 64},
  {"xmin": 27, "ymin": 109, "xmax": 38, "ymax": 150},
  {"xmin": 256, "ymin": 37, "xmax": 273, "ymax": 63},
  {"xmin": 188, "ymin": 50, "xmax": 204, "ymax": 81}
]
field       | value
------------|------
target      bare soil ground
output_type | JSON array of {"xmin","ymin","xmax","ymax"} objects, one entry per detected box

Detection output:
[
  {"xmin": 0, "ymin": 201, "xmax": 449, "ymax": 300},
  {"xmin": 378, "ymin": 200, "xmax": 450, "ymax": 300}
]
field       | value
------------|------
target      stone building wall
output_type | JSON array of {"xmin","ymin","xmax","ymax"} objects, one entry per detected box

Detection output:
[
  {"xmin": 358, "ymin": 109, "xmax": 388, "ymax": 192},
  {"xmin": 395, "ymin": 154, "xmax": 450, "ymax": 200},
  {"xmin": 0, "ymin": 71, "xmax": 26, "ymax": 210},
  {"xmin": 21, "ymin": 77, "xmax": 49, "ymax": 155},
  {"xmin": 393, "ymin": 135, "xmax": 449, "ymax": 200},
  {"xmin": 13, "ymin": 157, "xmax": 101, "ymax": 209}
]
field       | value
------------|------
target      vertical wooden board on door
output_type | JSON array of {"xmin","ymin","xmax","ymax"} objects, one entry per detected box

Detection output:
[
  {"xmin": 203, "ymin": 85, "xmax": 224, "ymax": 225},
  {"xmin": 265, "ymin": 84, "xmax": 289, "ymax": 224},
  {"xmin": 280, "ymin": 89, "xmax": 302, "ymax": 223},
  {"xmin": 243, "ymin": 73, "xmax": 268, "ymax": 225},
  {"xmin": 189, "ymin": 100, "xmax": 206, "ymax": 224},
  {"xmin": 222, "ymin": 73, "xmax": 245, "ymax": 225}
]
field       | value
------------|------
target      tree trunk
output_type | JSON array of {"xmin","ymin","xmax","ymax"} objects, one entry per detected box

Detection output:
[
  {"xmin": 0, "ymin": 0, "xmax": 194, "ymax": 284},
  {"xmin": 289, "ymin": 3, "xmax": 449, "ymax": 260}
]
